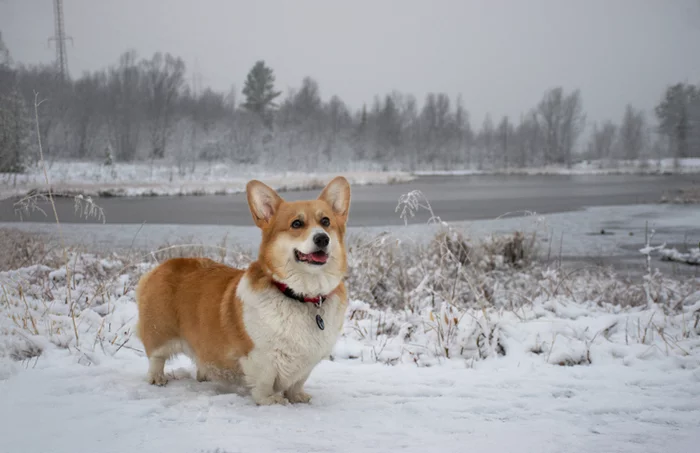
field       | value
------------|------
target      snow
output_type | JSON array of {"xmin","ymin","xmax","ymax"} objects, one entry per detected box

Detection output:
[
  {"xmin": 3, "ymin": 157, "xmax": 699, "ymax": 201},
  {"xmin": 414, "ymin": 158, "xmax": 700, "ymax": 176},
  {"xmin": 2, "ymin": 350, "xmax": 700, "ymax": 453},
  {"xmin": 0, "ymin": 160, "xmax": 415, "ymax": 200},
  {"xmin": 659, "ymin": 246, "xmax": 700, "ymax": 265},
  {"xmin": 1, "ymin": 249, "xmax": 699, "ymax": 452}
]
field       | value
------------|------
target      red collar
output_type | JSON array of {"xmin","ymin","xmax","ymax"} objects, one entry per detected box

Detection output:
[{"xmin": 273, "ymin": 280, "xmax": 327, "ymax": 305}]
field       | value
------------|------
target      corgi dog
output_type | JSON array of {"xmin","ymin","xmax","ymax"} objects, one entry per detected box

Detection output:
[{"xmin": 135, "ymin": 176, "xmax": 351, "ymax": 405}]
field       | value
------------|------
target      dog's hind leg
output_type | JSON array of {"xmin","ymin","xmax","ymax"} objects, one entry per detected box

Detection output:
[
  {"xmin": 145, "ymin": 339, "xmax": 186, "ymax": 386},
  {"xmin": 147, "ymin": 355, "xmax": 168, "ymax": 386},
  {"xmin": 196, "ymin": 362, "xmax": 211, "ymax": 382}
]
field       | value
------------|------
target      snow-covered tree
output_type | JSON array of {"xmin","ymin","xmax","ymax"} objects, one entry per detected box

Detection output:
[
  {"xmin": 141, "ymin": 52, "xmax": 186, "ymax": 159},
  {"xmin": 242, "ymin": 60, "xmax": 281, "ymax": 129},
  {"xmin": 618, "ymin": 104, "xmax": 646, "ymax": 160},
  {"xmin": 536, "ymin": 87, "xmax": 586, "ymax": 167},
  {"xmin": 655, "ymin": 83, "xmax": 699, "ymax": 159},
  {"xmin": 0, "ymin": 87, "xmax": 31, "ymax": 173},
  {"xmin": 588, "ymin": 120, "xmax": 617, "ymax": 162},
  {"xmin": 497, "ymin": 116, "xmax": 514, "ymax": 168}
]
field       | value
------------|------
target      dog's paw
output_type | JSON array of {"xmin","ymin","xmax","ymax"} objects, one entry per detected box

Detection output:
[
  {"xmin": 286, "ymin": 390, "xmax": 312, "ymax": 404},
  {"xmin": 148, "ymin": 373, "xmax": 168, "ymax": 386},
  {"xmin": 254, "ymin": 394, "xmax": 290, "ymax": 406},
  {"xmin": 196, "ymin": 369, "xmax": 209, "ymax": 382}
]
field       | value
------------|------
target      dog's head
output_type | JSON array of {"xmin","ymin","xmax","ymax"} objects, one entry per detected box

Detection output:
[{"xmin": 246, "ymin": 176, "xmax": 351, "ymax": 296}]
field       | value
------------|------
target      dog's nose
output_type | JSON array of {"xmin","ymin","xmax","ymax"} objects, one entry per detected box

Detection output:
[{"xmin": 313, "ymin": 233, "xmax": 330, "ymax": 248}]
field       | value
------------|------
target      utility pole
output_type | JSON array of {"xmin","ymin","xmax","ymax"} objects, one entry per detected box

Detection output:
[{"xmin": 48, "ymin": 0, "xmax": 73, "ymax": 80}]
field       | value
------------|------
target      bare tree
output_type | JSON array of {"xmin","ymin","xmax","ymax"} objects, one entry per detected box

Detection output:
[
  {"xmin": 515, "ymin": 112, "xmax": 540, "ymax": 168},
  {"xmin": 373, "ymin": 94, "xmax": 403, "ymax": 162},
  {"xmin": 618, "ymin": 104, "xmax": 646, "ymax": 160},
  {"xmin": 560, "ymin": 89, "xmax": 586, "ymax": 167},
  {"xmin": 454, "ymin": 95, "xmax": 473, "ymax": 167},
  {"xmin": 536, "ymin": 87, "xmax": 563, "ymax": 165},
  {"xmin": 589, "ymin": 120, "xmax": 617, "ymax": 163},
  {"xmin": 476, "ymin": 114, "xmax": 494, "ymax": 170},
  {"xmin": 536, "ymin": 87, "xmax": 585, "ymax": 167},
  {"xmin": 324, "ymin": 94, "xmax": 352, "ymax": 159},
  {"xmin": 16, "ymin": 64, "xmax": 71, "ymax": 159},
  {"xmin": 142, "ymin": 52, "xmax": 186, "ymax": 159},
  {"xmin": 105, "ymin": 50, "xmax": 144, "ymax": 161},
  {"xmin": 497, "ymin": 116, "xmax": 513, "ymax": 169},
  {"xmin": 418, "ymin": 93, "xmax": 452, "ymax": 164},
  {"xmin": 72, "ymin": 72, "xmax": 106, "ymax": 159}
]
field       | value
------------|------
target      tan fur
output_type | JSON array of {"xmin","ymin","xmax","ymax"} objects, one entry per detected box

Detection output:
[
  {"xmin": 135, "ymin": 176, "xmax": 351, "ymax": 404},
  {"xmin": 135, "ymin": 257, "xmax": 253, "ymax": 380}
]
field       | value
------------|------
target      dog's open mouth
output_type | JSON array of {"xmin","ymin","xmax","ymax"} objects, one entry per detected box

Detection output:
[{"xmin": 295, "ymin": 249, "xmax": 329, "ymax": 265}]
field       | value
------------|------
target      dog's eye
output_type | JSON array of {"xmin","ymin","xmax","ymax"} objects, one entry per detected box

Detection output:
[
  {"xmin": 320, "ymin": 217, "xmax": 330, "ymax": 227},
  {"xmin": 291, "ymin": 219, "xmax": 303, "ymax": 229}
]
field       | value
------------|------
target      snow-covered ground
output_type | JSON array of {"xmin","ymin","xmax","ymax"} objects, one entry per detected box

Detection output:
[
  {"xmin": 415, "ymin": 157, "xmax": 700, "ymax": 176},
  {"xmin": 3, "ymin": 157, "xmax": 699, "ymax": 201},
  {"xmin": 2, "ymin": 343, "xmax": 699, "ymax": 453},
  {"xmin": 2, "ymin": 163, "xmax": 700, "ymax": 451},
  {"xmin": 0, "ymin": 160, "xmax": 414, "ymax": 200},
  {"xmin": 1, "ymin": 226, "xmax": 699, "ymax": 452},
  {"xmin": 660, "ymin": 246, "xmax": 700, "ymax": 265}
]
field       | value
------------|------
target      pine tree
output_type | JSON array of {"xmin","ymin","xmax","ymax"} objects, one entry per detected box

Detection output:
[
  {"xmin": 242, "ymin": 60, "xmax": 281, "ymax": 128},
  {"xmin": 0, "ymin": 87, "xmax": 31, "ymax": 173},
  {"xmin": 655, "ymin": 83, "xmax": 696, "ymax": 159}
]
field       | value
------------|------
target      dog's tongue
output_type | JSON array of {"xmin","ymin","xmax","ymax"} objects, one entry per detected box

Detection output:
[{"xmin": 308, "ymin": 251, "xmax": 328, "ymax": 263}]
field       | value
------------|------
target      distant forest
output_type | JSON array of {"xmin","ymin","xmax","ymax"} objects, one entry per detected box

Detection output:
[{"xmin": 1, "ymin": 38, "xmax": 699, "ymax": 173}]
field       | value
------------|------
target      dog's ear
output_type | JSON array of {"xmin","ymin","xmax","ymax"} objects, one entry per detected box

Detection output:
[
  {"xmin": 318, "ymin": 176, "xmax": 351, "ymax": 224},
  {"xmin": 247, "ymin": 180, "xmax": 283, "ymax": 228}
]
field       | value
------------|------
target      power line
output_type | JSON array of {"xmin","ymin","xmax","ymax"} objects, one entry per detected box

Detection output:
[{"xmin": 48, "ymin": 0, "xmax": 73, "ymax": 80}]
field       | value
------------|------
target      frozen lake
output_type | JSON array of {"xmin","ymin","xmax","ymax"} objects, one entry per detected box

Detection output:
[{"xmin": 0, "ymin": 173, "xmax": 696, "ymax": 226}]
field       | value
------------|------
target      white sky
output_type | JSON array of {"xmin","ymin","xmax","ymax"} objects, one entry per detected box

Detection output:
[{"xmin": 1, "ymin": 0, "xmax": 699, "ymax": 127}]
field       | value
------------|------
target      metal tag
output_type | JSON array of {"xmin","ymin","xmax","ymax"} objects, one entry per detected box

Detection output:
[{"xmin": 315, "ymin": 314, "xmax": 325, "ymax": 330}]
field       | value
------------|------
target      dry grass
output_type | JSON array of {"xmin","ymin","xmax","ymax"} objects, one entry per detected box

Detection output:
[
  {"xmin": 345, "ymin": 224, "xmax": 541, "ymax": 311},
  {"xmin": 2, "ymin": 217, "xmax": 697, "ymax": 368},
  {"xmin": 660, "ymin": 186, "xmax": 700, "ymax": 204},
  {"xmin": 0, "ymin": 228, "xmax": 62, "ymax": 271}
]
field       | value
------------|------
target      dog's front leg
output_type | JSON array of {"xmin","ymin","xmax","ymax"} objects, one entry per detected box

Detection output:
[
  {"xmin": 241, "ymin": 356, "xmax": 289, "ymax": 406},
  {"xmin": 284, "ymin": 372, "xmax": 312, "ymax": 404}
]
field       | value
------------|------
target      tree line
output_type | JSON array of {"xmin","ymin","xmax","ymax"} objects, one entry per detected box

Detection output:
[{"xmin": 1, "ymin": 40, "xmax": 699, "ymax": 174}]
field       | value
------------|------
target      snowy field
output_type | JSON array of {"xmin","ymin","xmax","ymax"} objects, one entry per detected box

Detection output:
[
  {"xmin": 1, "ymin": 169, "xmax": 699, "ymax": 452},
  {"xmin": 415, "ymin": 157, "xmax": 700, "ymax": 176},
  {"xmin": 0, "ymin": 160, "xmax": 415, "ymax": 200},
  {"xmin": 2, "ymin": 158, "xmax": 699, "ymax": 201},
  {"xmin": 1, "ymin": 215, "xmax": 699, "ymax": 452}
]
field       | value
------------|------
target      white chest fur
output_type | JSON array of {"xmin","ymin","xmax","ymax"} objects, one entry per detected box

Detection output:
[{"xmin": 236, "ymin": 275, "xmax": 345, "ymax": 393}]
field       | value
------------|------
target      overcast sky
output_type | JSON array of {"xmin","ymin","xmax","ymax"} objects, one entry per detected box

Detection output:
[{"xmin": 1, "ymin": 0, "xmax": 699, "ymax": 126}]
